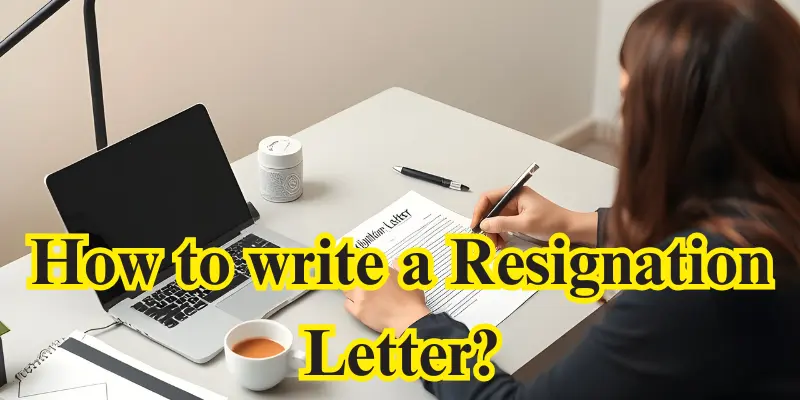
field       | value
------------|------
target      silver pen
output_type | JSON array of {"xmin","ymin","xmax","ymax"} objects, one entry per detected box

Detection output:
[{"xmin": 471, "ymin": 162, "xmax": 539, "ymax": 234}]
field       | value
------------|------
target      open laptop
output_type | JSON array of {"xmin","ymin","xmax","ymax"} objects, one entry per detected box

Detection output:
[{"xmin": 44, "ymin": 104, "xmax": 311, "ymax": 363}]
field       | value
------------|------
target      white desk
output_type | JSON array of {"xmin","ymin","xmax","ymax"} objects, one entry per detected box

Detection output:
[{"xmin": 0, "ymin": 87, "xmax": 618, "ymax": 398}]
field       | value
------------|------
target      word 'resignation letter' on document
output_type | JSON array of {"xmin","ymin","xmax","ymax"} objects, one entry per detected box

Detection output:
[{"xmin": 342, "ymin": 191, "xmax": 536, "ymax": 329}]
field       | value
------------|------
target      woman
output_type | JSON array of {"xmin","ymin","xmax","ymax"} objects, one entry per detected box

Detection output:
[{"xmin": 344, "ymin": 0, "xmax": 800, "ymax": 397}]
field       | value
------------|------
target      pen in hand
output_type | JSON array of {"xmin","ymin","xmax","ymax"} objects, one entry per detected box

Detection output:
[
  {"xmin": 471, "ymin": 162, "xmax": 540, "ymax": 233},
  {"xmin": 470, "ymin": 162, "xmax": 610, "ymax": 305}
]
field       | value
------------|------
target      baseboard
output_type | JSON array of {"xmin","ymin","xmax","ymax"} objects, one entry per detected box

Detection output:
[
  {"xmin": 550, "ymin": 117, "xmax": 621, "ymax": 150},
  {"xmin": 548, "ymin": 119, "xmax": 597, "ymax": 149},
  {"xmin": 594, "ymin": 119, "xmax": 622, "ymax": 145}
]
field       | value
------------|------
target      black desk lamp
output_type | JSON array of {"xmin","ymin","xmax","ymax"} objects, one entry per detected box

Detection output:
[{"xmin": 0, "ymin": 0, "xmax": 108, "ymax": 150}]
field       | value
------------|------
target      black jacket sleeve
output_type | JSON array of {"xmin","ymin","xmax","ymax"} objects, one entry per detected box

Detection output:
[{"xmin": 410, "ymin": 232, "xmax": 746, "ymax": 399}]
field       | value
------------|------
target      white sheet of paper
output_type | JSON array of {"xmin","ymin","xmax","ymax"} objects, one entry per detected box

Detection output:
[
  {"xmin": 0, "ymin": 331, "xmax": 225, "ymax": 400},
  {"xmin": 342, "ymin": 191, "xmax": 537, "ymax": 329}
]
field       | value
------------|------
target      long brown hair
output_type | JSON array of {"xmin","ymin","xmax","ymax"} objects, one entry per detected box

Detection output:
[{"xmin": 610, "ymin": 0, "xmax": 800, "ymax": 263}]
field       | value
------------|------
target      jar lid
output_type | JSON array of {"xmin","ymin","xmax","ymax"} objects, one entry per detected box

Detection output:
[{"xmin": 258, "ymin": 136, "xmax": 303, "ymax": 169}]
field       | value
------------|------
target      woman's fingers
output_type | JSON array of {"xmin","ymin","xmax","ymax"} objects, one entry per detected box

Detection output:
[
  {"xmin": 484, "ymin": 232, "xmax": 505, "ymax": 249},
  {"xmin": 471, "ymin": 186, "xmax": 513, "ymax": 228},
  {"xmin": 342, "ymin": 286, "xmax": 363, "ymax": 303}
]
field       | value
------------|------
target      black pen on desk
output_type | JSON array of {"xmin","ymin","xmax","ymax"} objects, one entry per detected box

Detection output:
[
  {"xmin": 471, "ymin": 162, "xmax": 540, "ymax": 233},
  {"xmin": 393, "ymin": 166, "xmax": 470, "ymax": 192}
]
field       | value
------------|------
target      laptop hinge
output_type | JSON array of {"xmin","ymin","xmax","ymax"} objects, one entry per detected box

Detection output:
[
  {"xmin": 105, "ymin": 291, "xmax": 140, "ymax": 311},
  {"xmin": 207, "ymin": 201, "xmax": 260, "ymax": 249},
  {"xmin": 248, "ymin": 201, "xmax": 261, "ymax": 223}
]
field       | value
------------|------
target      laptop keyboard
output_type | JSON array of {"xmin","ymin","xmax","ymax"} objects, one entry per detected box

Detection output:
[{"xmin": 130, "ymin": 234, "xmax": 279, "ymax": 328}]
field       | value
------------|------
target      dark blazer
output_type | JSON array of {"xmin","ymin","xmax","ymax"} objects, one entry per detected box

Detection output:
[{"xmin": 411, "ymin": 208, "xmax": 800, "ymax": 399}]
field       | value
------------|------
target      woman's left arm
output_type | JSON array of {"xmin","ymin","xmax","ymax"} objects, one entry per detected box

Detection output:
[
  {"xmin": 410, "ymin": 313, "xmax": 527, "ymax": 399},
  {"xmin": 345, "ymin": 234, "xmax": 743, "ymax": 399},
  {"xmin": 411, "ymin": 287, "xmax": 743, "ymax": 400}
]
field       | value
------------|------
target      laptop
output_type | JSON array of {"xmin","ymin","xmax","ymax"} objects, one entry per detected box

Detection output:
[{"xmin": 44, "ymin": 104, "xmax": 311, "ymax": 364}]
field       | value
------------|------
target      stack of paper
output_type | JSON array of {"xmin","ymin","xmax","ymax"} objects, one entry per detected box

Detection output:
[{"xmin": 0, "ymin": 331, "xmax": 225, "ymax": 400}]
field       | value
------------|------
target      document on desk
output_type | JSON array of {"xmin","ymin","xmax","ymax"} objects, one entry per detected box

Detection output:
[
  {"xmin": 343, "ymin": 191, "xmax": 537, "ymax": 329},
  {"xmin": 0, "ymin": 331, "xmax": 225, "ymax": 400}
]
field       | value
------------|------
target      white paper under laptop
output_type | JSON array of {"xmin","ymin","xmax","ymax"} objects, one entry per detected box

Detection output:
[
  {"xmin": 0, "ymin": 331, "xmax": 225, "ymax": 400},
  {"xmin": 342, "ymin": 191, "xmax": 537, "ymax": 329}
]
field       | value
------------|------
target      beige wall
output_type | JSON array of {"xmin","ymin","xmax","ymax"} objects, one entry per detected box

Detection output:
[{"xmin": 0, "ymin": 0, "xmax": 599, "ymax": 264}]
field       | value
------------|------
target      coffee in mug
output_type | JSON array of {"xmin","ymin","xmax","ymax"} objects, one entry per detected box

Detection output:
[
  {"xmin": 224, "ymin": 320, "xmax": 306, "ymax": 391},
  {"xmin": 231, "ymin": 337, "xmax": 285, "ymax": 358}
]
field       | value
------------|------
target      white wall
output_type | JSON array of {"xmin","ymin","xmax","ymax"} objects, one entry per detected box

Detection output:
[
  {"xmin": 592, "ymin": 0, "xmax": 654, "ymax": 121},
  {"xmin": 0, "ymin": 0, "xmax": 600, "ymax": 264},
  {"xmin": 592, "ymin": 0, "xmax": 800, "ymax": 121}
]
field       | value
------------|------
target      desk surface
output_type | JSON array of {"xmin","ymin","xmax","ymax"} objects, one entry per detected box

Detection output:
[{"xmin": 0, "ymin": 87, "xmax": 618, "ymax": 399}]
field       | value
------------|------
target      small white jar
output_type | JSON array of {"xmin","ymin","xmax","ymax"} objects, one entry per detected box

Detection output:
[{"xmin": 258, "ymin": 136, "xmax": 303, "ymax": 203}]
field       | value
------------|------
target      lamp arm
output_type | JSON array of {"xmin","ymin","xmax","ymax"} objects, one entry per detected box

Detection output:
[
  {"xmin": 0, "ymin": 0, "xmax": 108, "ymax": 151},
  {"xmin": 0, "ymin": 0, "xmax": 71, "ymax": 58},
  {"xmin": 84, "ymin": 0, "xmax": 106, "ymax": 150}
]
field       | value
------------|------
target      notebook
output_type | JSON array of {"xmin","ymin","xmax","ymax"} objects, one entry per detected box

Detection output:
[{"xmin": 0, "ymin": 331, "xmax": 225, "ymax": 400}]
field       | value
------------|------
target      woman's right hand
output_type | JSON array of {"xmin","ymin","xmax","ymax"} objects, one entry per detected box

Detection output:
[{"xmin": 470, "ymin": 186, "xmax": 599, "ymax": 248}]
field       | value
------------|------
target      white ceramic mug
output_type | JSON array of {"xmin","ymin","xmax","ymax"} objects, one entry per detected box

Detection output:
[{"xmin": 224, "ymin": 320, "xmax": 306, "ymax": 391}]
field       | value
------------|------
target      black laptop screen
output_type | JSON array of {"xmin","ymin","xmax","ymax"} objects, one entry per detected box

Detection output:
[{"xmin": 45, "ymin": 104, "xmax": 253, "ymax": 306}]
